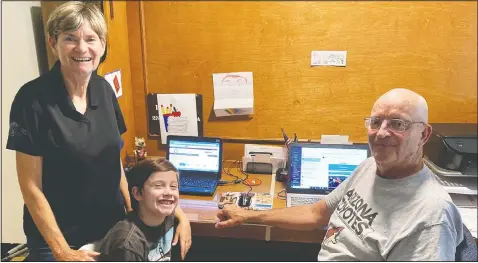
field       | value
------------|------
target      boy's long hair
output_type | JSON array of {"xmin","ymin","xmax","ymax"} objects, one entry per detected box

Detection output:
[{"xmin": 126, "ymin": 158, "xmax": 178, "ymax": 212}]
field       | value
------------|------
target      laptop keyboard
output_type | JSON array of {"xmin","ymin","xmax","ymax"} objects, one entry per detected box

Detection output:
[
  {"xmin": 180, "ymin": 177, "xmax": 216, "ymax": 189},
  {"xmin": 289, "ymin": 196, "xmax": 322, "ymax": 207}
]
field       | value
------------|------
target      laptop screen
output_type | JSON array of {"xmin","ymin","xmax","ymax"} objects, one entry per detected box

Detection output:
[
  {"xmin": 168, "ymin": 137, "xmax": 222, "ymax": 173},
  {"xmin": 288, "ymin": 143, "xmax": 370, "ymax": 193}
]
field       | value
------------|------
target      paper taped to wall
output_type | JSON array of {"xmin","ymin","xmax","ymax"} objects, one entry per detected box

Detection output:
[
  {"xmin": 213, "ymin": 72, "xmax": 254, "ymax": 117},
  {"xmin": 311, "ymin": 51, "xmax": 347, "ymax": 67},
  {"xmin": 155, "ymin": 94, "xmax": 202, "ymax": 144},
  {"xmin": 104, "ymin": 69, "xmax": 122, "ymax": 98}
]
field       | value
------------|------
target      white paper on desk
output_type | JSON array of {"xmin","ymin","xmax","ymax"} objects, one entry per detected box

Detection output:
[
  {"xmin": 245, "ymin": 144, "xmax": 287, "ymax": 159},
  {"xmin": 457, "ymin": 207, "xmax": 477, "ymax": 238},
  {"xmin": 433, "ymin": 174, "xmax": 478, "ymax": 195},
  {"xmin": 179, "ymin": 199, "xmax": 218, "ymax": 210},
  {"xmin": 156, "ymin": 94, "xmax": 199, "ymax": 144},
  {"xmin": 213, "ymin": 72, "xmax": 254, "ymax": 117},
  {"xmin": 450, "ymin": 194, "xmax": 478, "ymax": 207}
]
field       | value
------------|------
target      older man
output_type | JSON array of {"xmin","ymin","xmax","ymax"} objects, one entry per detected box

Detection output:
[{"xmin": 215, "ymin": 88, "xmax": 464, "ymax": 261}]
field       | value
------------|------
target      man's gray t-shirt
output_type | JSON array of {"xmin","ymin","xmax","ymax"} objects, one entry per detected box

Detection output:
[{"xmin": 318, "ymin": 157, "xmax": 464, "ymax": 261}]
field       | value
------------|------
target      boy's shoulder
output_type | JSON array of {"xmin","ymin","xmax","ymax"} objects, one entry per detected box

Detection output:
[
  {"xmin": 164, "ymin": 215, "xmax": 175, "ymax": 229},
  {"xmin": 100, "ymin": 216, "xmax": 149, "ymax": 258},
  {"xmin": 109, "ymin": 219, "xmax": 142, "ymax": 238}
]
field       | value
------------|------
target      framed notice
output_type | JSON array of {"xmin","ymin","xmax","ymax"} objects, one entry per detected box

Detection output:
[{"xmin": 146, "ymin": 93, "xmax": 203, "ymax": 144}]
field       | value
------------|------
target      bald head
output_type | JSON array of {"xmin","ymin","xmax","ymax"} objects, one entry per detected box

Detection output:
[
  {"xmin": 372, "ymin": 88, "xmax": 428, "ymax": 123},
  {"xmin": 368, "ymin": 88, "xmax": 433, "ymax": 178}
]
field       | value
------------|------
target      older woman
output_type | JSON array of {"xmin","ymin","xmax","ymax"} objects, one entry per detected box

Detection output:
[{"xmin": 7, "ymin": 2, "xmax": 191, "ymax": 261}]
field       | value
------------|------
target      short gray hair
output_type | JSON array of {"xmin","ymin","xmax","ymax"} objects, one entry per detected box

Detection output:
[{"xmin": 46, "ymin": 1, "xmax": 107, "ymax": 41}]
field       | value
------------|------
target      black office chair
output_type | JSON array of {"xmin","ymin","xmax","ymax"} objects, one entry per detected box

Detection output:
[{"xmin": 455, "ymin": 224, "xmax": 478, "ymax": 261}]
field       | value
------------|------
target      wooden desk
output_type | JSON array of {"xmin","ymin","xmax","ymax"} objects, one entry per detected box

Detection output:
[{"xmin": 178, "ymin": 161, "xmax": 325, "ymax": 244}]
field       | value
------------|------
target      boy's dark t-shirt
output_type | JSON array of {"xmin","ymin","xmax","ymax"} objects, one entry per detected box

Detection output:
[{"xmin": 99, "ymin": 212, "xmax": 175, "ymax": 261}]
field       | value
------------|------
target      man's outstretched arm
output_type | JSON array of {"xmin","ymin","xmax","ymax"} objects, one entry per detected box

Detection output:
[{"xmin": 215, "ymin": 199, "xmax": 332, "ymax": 231}]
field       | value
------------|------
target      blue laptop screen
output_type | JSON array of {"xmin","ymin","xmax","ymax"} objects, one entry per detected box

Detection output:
[
  {"xmin": 289, "ymin": 145, "xmax": 369, "ymax": 191},
  {"xmin": 168, "ymin": 139, "xmax": 221, "ymax": 173}
]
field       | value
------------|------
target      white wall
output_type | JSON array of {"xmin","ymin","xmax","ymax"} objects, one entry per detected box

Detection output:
[{"xmin": 1, "ymin": 1, "xmax": 44, "ymax": 244}]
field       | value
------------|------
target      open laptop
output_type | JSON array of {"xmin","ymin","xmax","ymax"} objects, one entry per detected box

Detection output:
[
  {"xmin": 167, "ymin": 135, "xmax": 223, "ymax": 196},
  {"xmin": 286, "ymin": 143, "xmax": 370, "ymax": 207}
]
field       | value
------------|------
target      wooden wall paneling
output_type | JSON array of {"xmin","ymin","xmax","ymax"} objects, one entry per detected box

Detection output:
[
  {"xmin": 41, "ymin": 1, "xmax": 67, "ymax": 68},
  {"xmin": 126, "ymin": 1, "xmax": 160, "ymax": 157},
  {"xmin": 190, "ymin": 223, "xmax": 266, "ymax": 240},
  {"xmin": 126, "ymin": 1, "xmax": 146, "ymax": 137},
  {"xmin": 99, "ymin": 0, "xmax": 136, "ymax": 157},
  {"xmin": 138, "ymin": 1, "xmax": 476, "ymax": 146}
]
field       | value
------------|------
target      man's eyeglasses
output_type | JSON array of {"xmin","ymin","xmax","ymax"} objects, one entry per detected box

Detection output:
[{"xmin": 364, "ymin": 117, "xmax": 424, "ymax": 133}]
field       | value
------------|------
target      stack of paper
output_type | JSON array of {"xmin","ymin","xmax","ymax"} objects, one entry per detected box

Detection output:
[
  {"xmin": 244, "ymin": 144, "xmax": 286, "ymax": 159},
  {"xmin": 450, "ymin": 194, "xmax": 477, "ymax": 238},
  {"xmin": 450, "ymin": 194, "xmax": 477, "ymax": 207},
  {"xmin": 179, "ymin": 199, "xmax": 218, "ymax": 210},
  {"xmin": 457, "ymin": 207, "xmax": 477, "ymax": 238},
  {"xmin": 432, "ymin": 173, "xmax": 477, "ymax": 195}
]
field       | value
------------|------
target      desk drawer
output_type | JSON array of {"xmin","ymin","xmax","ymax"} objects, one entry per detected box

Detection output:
[
  {"xmin": 191, "ymin": 222, "xmax": 266, "ymax": 240},
  {"xmin": 270, "ymin": 227, "xmax": 325, "ymax": 243}
]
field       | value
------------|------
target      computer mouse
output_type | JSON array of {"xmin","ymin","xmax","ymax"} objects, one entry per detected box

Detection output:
[
  {"xmin": 238, "ymin": 193, "xmax": 252, "ymax": 207},
  {"xmin": 276, "ymin": 168, "xmax": 288, "ymax": 182}
]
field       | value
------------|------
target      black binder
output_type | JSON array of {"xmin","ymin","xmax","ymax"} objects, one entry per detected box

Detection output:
[{"xmin": 146, "ymin": 93, "xmax": 203, "ymax": 142}]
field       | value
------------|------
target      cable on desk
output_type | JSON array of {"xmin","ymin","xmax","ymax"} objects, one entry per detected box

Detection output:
[
  {"xmin": 218, "ymin": 159, "xmax": 263, "ymax": 194},
  {"xmin": 236, "ymin": 160, "xmax": 262, "ymax": 195},
  {"xmin": 277, "ymin": 188, "xmax": 286, "ymax": 200},
  {"xmin": 236, "ymin": 160, "xmax": 247, "ymax": 179},
  {"xmin": 218, "ymin": 160, "xmax": 243, "ymax": 185},
  {"xmin": 224, "ymin": 160, "xmax": 240, "ymax": 180}
]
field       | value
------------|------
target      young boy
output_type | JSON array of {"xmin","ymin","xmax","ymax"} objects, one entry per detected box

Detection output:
[{"xmin": 99, "ymin": 158, "xmax": 180, "ymax": 261}]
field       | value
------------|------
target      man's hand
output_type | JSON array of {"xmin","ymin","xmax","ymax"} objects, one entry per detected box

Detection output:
[
  {"xmin": 54, "ymin": 247, "xmax": 100, "ymax": 261},
  {"xmin": 215, "ymin": 204, "xmax": 249, "ymax": 228},
  {"xmin": 173, "ymin": 218, "xmax": 192, "ymax": 260}
]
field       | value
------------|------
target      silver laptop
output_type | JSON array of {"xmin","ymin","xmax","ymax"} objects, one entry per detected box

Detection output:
[{"xmin": 286, "ymin": 143, "xmax": 370, "ymax": 207}]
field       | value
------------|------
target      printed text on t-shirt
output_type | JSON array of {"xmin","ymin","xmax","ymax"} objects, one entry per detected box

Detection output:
[{"xmin": 335, "ymin": 188, "xmax": 378, "ymax": 240}]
